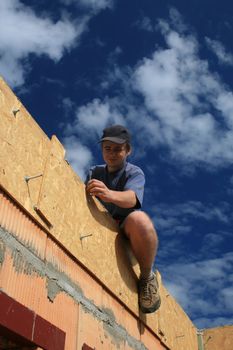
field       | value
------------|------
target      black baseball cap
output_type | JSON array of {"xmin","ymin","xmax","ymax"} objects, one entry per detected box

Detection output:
[{"xmin": 99, "ymin": 125, "xmax": 131, "ymax": 144}]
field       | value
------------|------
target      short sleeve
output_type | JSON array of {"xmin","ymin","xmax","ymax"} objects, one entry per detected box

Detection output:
[{"xmin": 124, "ymin": 166, "xmax": 145, "ymax": 208}]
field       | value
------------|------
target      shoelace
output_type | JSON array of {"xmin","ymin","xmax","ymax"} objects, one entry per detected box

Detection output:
[{"xmin": 140, "ymin": 278, "xmax": 156, "ymax": 301}]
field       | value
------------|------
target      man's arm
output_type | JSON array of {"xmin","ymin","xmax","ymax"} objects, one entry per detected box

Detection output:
[{"xmin": 86, "ymin": 179, "xmax": 137, "ymax": 208}]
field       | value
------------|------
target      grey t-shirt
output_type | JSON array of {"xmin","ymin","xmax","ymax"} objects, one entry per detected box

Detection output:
[{"xmin": 86, "ymin": 162, "xmax": 145, "ymax": 223}]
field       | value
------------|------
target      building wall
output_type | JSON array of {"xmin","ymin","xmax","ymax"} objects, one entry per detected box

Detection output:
[
  {"xmin": 203, "ymin": 326, "xmax": 233, "ymax": 350},
  {"xmin": 0, "ymin": 77, "xmax": 199, "ymax": 350},
  {"xmin": 0, "ymin": 189, "xmax": 166, "ymax": 350}
]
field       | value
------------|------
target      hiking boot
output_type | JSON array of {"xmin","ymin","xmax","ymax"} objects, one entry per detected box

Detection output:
[{"xmin": 139, "ymin": 272, "xmax": 161, "ymax": 313}]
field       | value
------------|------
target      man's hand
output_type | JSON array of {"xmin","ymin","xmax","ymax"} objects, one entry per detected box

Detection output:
[
  {"xmin": 86, "ymin": 179, "xmax": 137, "ymax": 209},
  {"xmin": 86, "ymin": 179, "xmax": 113, "ymax": 202}
]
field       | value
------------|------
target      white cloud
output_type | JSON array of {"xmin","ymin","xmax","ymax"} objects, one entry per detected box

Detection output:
[
  {"xmin": 63, "ymin": 136, "xmax": 93, "ymax": 180},
  {"xmin": 216, "ymin": 91, "xmax": 233, "ymax": 128},
  {"xmin": 201, "ymin": 233, "xmax": 225, "ymax": 250},
  {"xmin": 136, "ymin": 16, "xmax": 154, "ymax": 32},
  {"xmin": 73, "ymin": 98, "xmax": 124, "ymax": 136},
  {"xmin": 0, "ymin": 3, "xmax": 76, "ymax": 59},
  {"xmin": 79, "ymin": 0, "xmax": 113, "ymax": 11},
  {"xmin": 205, "ymin": 37, "xmax": 233, "ymax": 66},
  {"xmin": 66, "ymin": 8, "xmax": 233, "ymax": 169},
  {"xmin": 0, "ymin": 55, "xmax": 25, "ymax": 89},
  {"xmin": 0, "ymin": 0, "xmax": 81, "ymax": 86},
  {"xmin": 168, "ymin": 7, "xmax": 187, "ymax": 34},
  {"xmin": 64, "ymin": 98, "xmax": 125, "ymax": 141},
  {"xmin": 130, "ymin": 12, "xmax": 233, "ymax": 167},
  {"xmin": 221, "ymin": 286, "xmax": 233, "ymax": 311},
  {"xmin": 153, "ymin": 201, "xmax": 231, "ymax": 236},
  {"xmin": 61, "ymin": 0, "xmax": 113, "ymax": 11},
  {"xmin": 154, "ymin": 201, "xmax": 232, "ymax": 261},
  {"xmin": 161, "ymin": 253, "xmax": 233, "ymax": 328},
  {"xmin": 227, "ymin": 176, "xmax": 233, "ymax": 196},
  {"xmin": 62, "ymin": 98, "xmax": 125, "ymax": 178},
  {"xmin": 0, "ymin": 0, "xmax": 113, "ymax": 87}
]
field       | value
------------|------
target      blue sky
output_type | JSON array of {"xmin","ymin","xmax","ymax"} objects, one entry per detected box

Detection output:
[{"xmin": 1, "ymin": 0, "xmax": 233, "ymax": 330}]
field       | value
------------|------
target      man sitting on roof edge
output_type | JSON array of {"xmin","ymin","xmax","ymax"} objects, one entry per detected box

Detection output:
[{"xmin": 86, "ymin": 124, "xmax": 161, "ymax": 314}]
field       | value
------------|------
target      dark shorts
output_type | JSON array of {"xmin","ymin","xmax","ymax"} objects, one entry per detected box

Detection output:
[
  {"xmin": 114, "ymin": 209, "xmax": 141, "ymax": 228},
  {"xmin": 115, "ymin": 218, "xmax": 130, "ymax": 240},
  {"xmin": 115, "ymin": 218, "xmax": 125, "ymax": 229}
]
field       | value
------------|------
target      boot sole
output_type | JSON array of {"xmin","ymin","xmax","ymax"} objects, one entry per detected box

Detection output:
[{"xmin": 140, "ymin": 298, "xmax": 161, "ymax": 314}]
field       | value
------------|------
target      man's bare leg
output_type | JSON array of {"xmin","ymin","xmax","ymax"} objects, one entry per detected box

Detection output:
[
  {"xmin": 122, "ymin": 211, "xmax": 161, "ymax": 313},
  {"xmin": 122, "ymin": 211, "xmax": 158, "ymax": 277}
]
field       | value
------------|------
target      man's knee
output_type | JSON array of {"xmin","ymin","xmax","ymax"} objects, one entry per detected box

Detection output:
[{"xmin": 123, "ymin": 211, "xmax": 156, "ymax": 235}]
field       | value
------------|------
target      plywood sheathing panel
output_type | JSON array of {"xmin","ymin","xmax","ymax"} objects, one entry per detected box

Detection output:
[
  {"xmin": 0, "ymin": 77, "xmax": 50, "ymax": 226},
  {"xmin": 203, "ymin": 325, "xmax": 233, "ymax": 350},
  {"xmin": 157, "ymin": 282, "xmax": 198, "ymax": 350},
  {"xmin": 140, "ymin": 327, "xmax": 167, "ymax": 350}
]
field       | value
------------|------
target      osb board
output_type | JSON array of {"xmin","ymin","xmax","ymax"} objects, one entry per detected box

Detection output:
[
  {"xmin": 203, "ymin": 325, "xmax": 233, "ymax": 350},
  {"xmin": 156, "ymin": 282, "xmax": 198, "ymax": 350},
  {"xmin": 0, "ymin": 77, "xmax": 50, "ymax": 224}
]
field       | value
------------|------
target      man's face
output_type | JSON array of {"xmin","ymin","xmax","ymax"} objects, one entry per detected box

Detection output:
[{"xmin": 102, "ymin": 141, "xmax": 130, "ymax": 171}]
